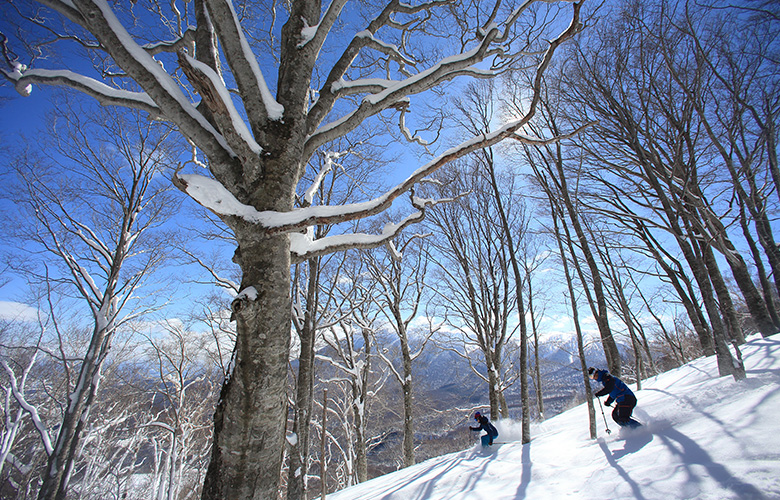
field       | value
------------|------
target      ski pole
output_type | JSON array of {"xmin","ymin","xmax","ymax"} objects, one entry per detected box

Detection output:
[{"xmin": 596, "ymin": 396, "xmax": 611, "ymax": 435}]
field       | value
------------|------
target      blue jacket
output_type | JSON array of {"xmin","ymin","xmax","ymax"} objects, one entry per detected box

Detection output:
[
  {"xmin": 593, "ymin": 370, "xmax": 634, "ymax": 406},
  {"xmin": 470, "ymin": 415, "xmax": 498, "ymax": 437}
]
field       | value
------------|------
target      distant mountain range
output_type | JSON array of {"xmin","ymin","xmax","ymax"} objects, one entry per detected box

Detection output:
[{"xmin": 332, "ymin": 331, "xmax": 630, "ymax": 476}]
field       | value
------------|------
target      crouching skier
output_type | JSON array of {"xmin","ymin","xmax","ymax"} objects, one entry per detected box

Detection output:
[
  {"xmin": 589, "ymin": 367, "xmax": 641, "ymax": 428},
  {"xmin": 470, "ymin": 412, "xmax": 499, "ymax": 446}
]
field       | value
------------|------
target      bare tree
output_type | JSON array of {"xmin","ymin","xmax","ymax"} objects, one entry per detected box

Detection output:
[
  {"xmin": 665, "ymin": 1, "xmax": 780, "ymax": 333},
  {"xmin": 0, "ymin": 320, "xmax": 50, "ymax": 497},
  {"xmin": 3, "ymin": 102, "xmax": 179, "ymax": 499},
  {"xmin": 1, "ymin": 1, "xmax": 583, "ymax": 496},
  {"xmin": 511, "ymin": 76, "xmax": 622, "ymax": 377},
  {"xmin": 362, "ymin": 232, "xmax": 436, "ymax": 467},
  {"xmin": 287, "ymin": 142, "xmax": 385, "ymax": 500},
  {"xmin": 0, "ymin": 295, "xmax": 160, "ymax": 500},
  {"xmin": 426, "ymin": 161, "xmax": 520, "ymax": 421},
  {"xmin": 316, "ymin": 254, "xmax": 384, "ymax": 488},
  {"xmin": 523, "ymin": 242, "xmax": 550, "ymax": 421},
  {"xmin": 542, "ymin": 181, "xmax": 597, "ymax": 439},
  {"xmin": 449, "ymin": 79, "xmax": 536, "ymax": 441},
  {"xmin": 587, "ymin": 227, "xmax": 658, "ymax": 385},
  {"xmin": 142, "ymin": 320, "xmax": 219, "ymax": 500},
  {"xmin": 556, "ymin": 0, "xmax": 749, "ymax": 379}
]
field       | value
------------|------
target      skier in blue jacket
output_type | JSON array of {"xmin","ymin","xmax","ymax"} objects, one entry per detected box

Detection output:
[
  {"xmin": 470, "ymin": 412, "xmax": 499, "ymax": 446},
  {"xmin": 589, "ymin": 367, "xmax": 641, "ymax": 428}
]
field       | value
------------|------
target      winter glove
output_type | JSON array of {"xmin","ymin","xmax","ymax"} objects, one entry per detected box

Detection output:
[{"xmin": 604, "ymin": 398, "xmax": 613, "ymax": 407}]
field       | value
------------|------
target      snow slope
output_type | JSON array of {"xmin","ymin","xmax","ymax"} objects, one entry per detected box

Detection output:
[{"xmin": 323, "ymin": 334, "xmax": 780, "ymax": 500}]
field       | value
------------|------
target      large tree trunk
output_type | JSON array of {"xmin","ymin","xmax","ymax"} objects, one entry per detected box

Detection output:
[
  {"xmin": 352, "ymin": 369, "xmax": 368, "ymax": 483},
  {"xmin": 696, "ymin": 206, "xmax": 777, "ymax": 338},
  {"xmin": 486, "ymin": 357, "xmax": 501, "ymax": 420},
  {"xmin": 357, "ymin": 326, "xmax": 372, "ymax": 482},
  {"xmin": 740, "ymin": 165, "xmax": 780, "ymax": 316},
  {"xmin": 202, "ymin": 233, "xmax": 292, "ymax": 500},
  {"xmin": 684, "ymin": 241, "xmax": 743, "ymax": 380},
  {"xmin": 401, "ymin": 379, "xmax": 414, "ymax": 468},
  {"xmin": 739, "ymin": 206, "xmax": 780, "ymax": 329}
]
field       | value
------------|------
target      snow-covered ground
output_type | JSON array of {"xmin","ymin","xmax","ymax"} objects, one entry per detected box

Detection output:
[{"xmin": 323, "ymin": 334, "xmax": 780, "ymax": 500}]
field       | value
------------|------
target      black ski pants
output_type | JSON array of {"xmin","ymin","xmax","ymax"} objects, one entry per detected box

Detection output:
[{"xmin": 611, "ymin": 394, "xmax": 637, "ymax": 426}]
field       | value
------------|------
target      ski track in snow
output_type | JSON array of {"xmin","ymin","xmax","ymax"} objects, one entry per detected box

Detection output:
[{"xmin": 323, "ymin": 334, "xmax": 780, "ymax": 500}]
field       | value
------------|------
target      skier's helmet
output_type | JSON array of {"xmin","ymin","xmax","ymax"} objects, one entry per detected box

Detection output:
[{"xmin": 474, "ymin": 412, "xmax": 481, "ymax": 420}]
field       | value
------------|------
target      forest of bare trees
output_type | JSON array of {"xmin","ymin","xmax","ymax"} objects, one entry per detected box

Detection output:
[{"xmin": 0, "ymin": 0, "xmax": 778, "ymax": 499}]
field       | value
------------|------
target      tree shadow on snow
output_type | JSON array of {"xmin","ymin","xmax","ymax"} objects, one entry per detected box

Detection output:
[
  {"xmin": 610, "ymin": 427, "xmax": 653, "ymax": 460},
  {"xmin": 598, "ymin": 439, "xmax": 649, "ymax": 500},
  {"xmin": 466, "ymin": 442, "xmax": 533, "ymax": 500},
  {"xmin": 655, "ymin": 426, "xmax": 767, "ymax": 500},
  {"xmin": 399, "ymin": 446, "xmax": 497, "ymax": 500},
  {"xmin": 369, "ymin": 455, "xmax": 473, "ymax": 500},
  {"xmin": 512, "ymin": 444, "xmax": 532, "ymax": 500}
]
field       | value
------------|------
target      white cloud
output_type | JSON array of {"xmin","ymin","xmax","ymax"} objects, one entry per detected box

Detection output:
[{"xmin": 0, "ymin": 301, "xmax": 40, "ymax": 322}]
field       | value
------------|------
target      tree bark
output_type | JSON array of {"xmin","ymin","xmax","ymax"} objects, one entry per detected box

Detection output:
[
  {"xmin": 738, "ymin": 205, "xmax": 780, "ymax": 328},
  {"xmin": 400, "ymin": 335, "xmax": 415, "ymax": 468},
  {"xmin": 701, "ymin": 245, "xmax": 745, "ymax": 344},
  {"xmin": 202, "ymin": 233, "xmax": 292, "ymax": 500},
  {"xmin": 353, "ymin": 328, "xmax": 371, "ymax": 482}
]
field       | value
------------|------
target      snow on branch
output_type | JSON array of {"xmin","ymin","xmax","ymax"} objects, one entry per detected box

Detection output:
[
  {"xmin": 2, "ymin": 68, "xmax": 158, "ymax": 112},
  {"xmin": 290, "ymin": 210, "xmax": 426, "ymax": 263},
  {"xmin": 306, "ymin": 0, "xmax": 454, "ymax": 135},
  {"xmin": 290, "ymin": 190, "xmax": 454, "ymax": 263},
  {"xmin": 307, "ymin": 0, "xmax": 583, "ymax": 156},
  {"xmin": 283, "ymin": 114, "xmax": 566, "ymax": 233},
  {"xmin": 142, "ymin": 28, "xmax": 196, "ymax": 56},
  {"xmin": 302, "ymin": 150, "xmax": 342, "ymax": 207},
  {"xmin": 297, "ymin": 0, "xmax": 349, "ymax": 52},
  {"xmin": 386, "ymin": 240, "xmax": 403, "ymax": 262},
  {"xmin": 204, "ymin": 0, "xmax": 284, "ymax": 128},
  {"xmin": 510, "ymin": 120, "xmax": 597, "ymax": 145},
  {"xmin": 172, "ymin": 173, "xmax": 266, "ymax": 223},
  {"xmin": 31, "ymin": 0, "xmax": 86, "ymax": 29},
  {"xmin": 178, "ymin": 53, "xmax": 263, "ymax": 163},
  {"xmin": 397, "ymin": 99, "xmax": 430, "ymax": 147},
  {"xmin": 304, "ymin": 43, "xmax": 501, "ymax": 158},
  {"xmin": 171, "ymin": 0, "xmax": 582, "ymax": 252},
  {"xmin": 330, "ymin": 77, "xmax": 395, "ymax": 96},
  {"xmin": 355, "ymin": 30, "xmax": 417, "ymax": 68},
  {"xmin": 6, "ymin": 0, "xmax": 237, "ymax": 168},
  {"xmin": 175, "ymin": 110, "xmax": 554, "ymax": 236},
  {"xmin": 2, "ymin": 357, "xmax": 54, "ymax": 456}
]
